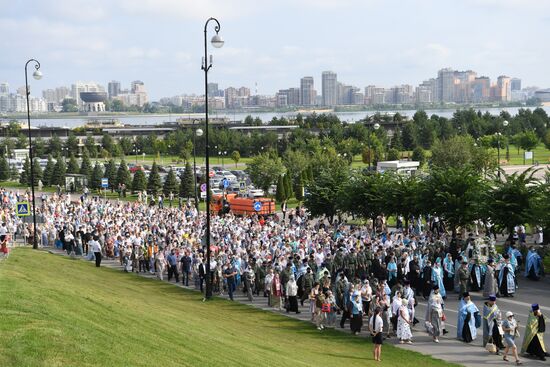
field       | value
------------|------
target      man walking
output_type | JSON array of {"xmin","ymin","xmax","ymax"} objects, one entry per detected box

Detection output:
[
  {"xmin": 89, "ymin": 236, "xmax": 102, "ymax": 267},
  {"xmin": 223, "ymin": 260, "xmax": 238, "ymax": 301},
  {"xmin": 180, "ymin": 252, "xmax": 193, "ymax": 286},
  {"xmin": 167, "ymin": 250, "xmax": 179, "ymax": 283}
]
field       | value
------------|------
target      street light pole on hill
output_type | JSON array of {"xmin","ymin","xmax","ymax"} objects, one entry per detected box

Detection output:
[
  {"xmin": 201, "ymin": 17, "xmax": 224, "ymax": 300},
  {"xmin": 24, "ymin": 58, "xmax": 42, "ymax": 250}
]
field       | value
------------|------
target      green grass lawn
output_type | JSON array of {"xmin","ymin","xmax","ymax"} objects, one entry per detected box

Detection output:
[{"xmin": 0, "ymin": 248, "xmax": 459, "ymax": 367}]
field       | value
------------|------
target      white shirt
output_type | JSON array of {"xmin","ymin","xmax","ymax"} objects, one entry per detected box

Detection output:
[
  {"xmin": 89, "ymin": 240, "xmax": 101, "ymax": 253},
  {"xmin": 370, "ymin": 315, "xmax": 383, "ymax": 333}
]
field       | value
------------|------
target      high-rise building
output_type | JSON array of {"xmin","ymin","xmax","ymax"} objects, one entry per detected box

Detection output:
[
  {"xmin": 300, "ymin": 77, "xmax": 315, "ymax": 106},
  {"xmin": 108, "ymin": 81, "xmax": 121, "ymax": 99},
  {"xmin": 471, "ymin": 77, "xmax": 491, "ymax": 102},
  {"xmin": 321, "ymin": 71, "xmax": 337, "ymax": 106},
  {"xmin": 276, "ymin": 88, "xmax": 301, "ymax": 107},
  {"xmin": 437, "ymin": 68, "xmax": 456, "ymax": 102},
  {"xmin": 510, "ymin": 78, "xmax": 522, "ymax": 91},
  {"xmin": 224, "ymin": 87, "xmax": 238, "ymax": 108},
  {"xmin": 0, "ymin": 82, "xmax": 8, "ymax": 94},
  {"xmin": 207, "ymin": 83, "xmax": 218, "ymax": 96},
  {"xmin": 497, "ymin": 76, "xmax": 512, "ymax": 102}
]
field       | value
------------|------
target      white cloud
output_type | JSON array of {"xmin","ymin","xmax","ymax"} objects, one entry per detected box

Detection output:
[{"xmin": 117, "ymin": 0, "xmax": 257, "ymax": 20}]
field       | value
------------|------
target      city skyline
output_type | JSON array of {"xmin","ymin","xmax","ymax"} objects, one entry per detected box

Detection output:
[{"xmin": 2, "ymin": 0, "xmax": 550, "ymax": 100}]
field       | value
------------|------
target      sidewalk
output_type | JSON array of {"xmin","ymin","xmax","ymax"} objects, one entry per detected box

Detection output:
[{"xmin": 42, "ymin": 247, "xmax": 546, "ymax": 367}]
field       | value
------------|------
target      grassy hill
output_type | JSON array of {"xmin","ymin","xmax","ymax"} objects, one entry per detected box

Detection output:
[{"xmin": 0, "ymin": 248, "xmax": 459, "ymax": 367}]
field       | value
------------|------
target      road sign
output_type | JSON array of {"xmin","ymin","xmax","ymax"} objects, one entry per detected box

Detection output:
[
  {"xmin": 525, "ymin": 151, "xmax": 533, "ymax": 160},
  {"xmin": 209, "ymin": 170, "xmax": 215, "ymax": 178},
  {"xmin": 222, "ymin": 178, "xmax": 229, "ymax": 188},
  {"xmin": 16, "ymin": 201, "xmax": 30, "ymax": 217},
  {"xmin": 253, "ymin": 201, "xmax": 262, "ymax": 212},
  {"xmin": 200, "ymin": 183, "xmax": 207, "ymax": 192},
  {"xmin": 239, "ymin": 181, "xmax": 246, "ymax": 193},
  {"xmin": 101, "ymin": 178, "xmax": 109, "ymax": 188}
]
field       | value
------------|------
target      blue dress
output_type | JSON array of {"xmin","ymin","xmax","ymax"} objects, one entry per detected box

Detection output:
[
  {"xmin": 432, "ymin": 266, "xmax": 446, "ymax": 298},
  {"xmin": 457, "ymin": 300, "xmax": 479, "ymax": 342}
]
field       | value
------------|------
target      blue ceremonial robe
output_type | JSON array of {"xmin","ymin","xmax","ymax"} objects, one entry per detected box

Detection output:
[
  {"xmin": 524, "ymin": 250, "xmax": 542, "ymax": 279},
  {"xmin": 457, "ymin": 300, "xmax": 479, "ymax": 341},
  {"xmin": 432, "ymin": 266, "xmax": 446, "ymax": 298}
]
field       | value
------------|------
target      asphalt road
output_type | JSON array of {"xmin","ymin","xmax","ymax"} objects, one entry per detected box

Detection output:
[{"xmin": 43, "ymin": 248, "xmax": 549, "ymax": 367}]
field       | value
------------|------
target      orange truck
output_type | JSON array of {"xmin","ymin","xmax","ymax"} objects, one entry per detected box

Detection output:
[{"xmin": 210, "ymin": 193, "xmax": 276, "ymax": 216}]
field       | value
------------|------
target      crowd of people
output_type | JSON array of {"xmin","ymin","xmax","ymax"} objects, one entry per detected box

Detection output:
[{"xmin": 1, "ymin": 187, "xmax": 548, "ymax": 363}]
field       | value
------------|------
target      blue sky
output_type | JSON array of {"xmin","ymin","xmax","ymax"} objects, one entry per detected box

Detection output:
[{"xmin": 1, "ymin": 0, "xmax": 549, "ymax": 100}]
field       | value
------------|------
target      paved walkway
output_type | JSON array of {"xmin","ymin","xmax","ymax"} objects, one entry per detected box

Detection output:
[{"xmin": 42, "ymin": 247, "xmax": 548, "ymax": 367}]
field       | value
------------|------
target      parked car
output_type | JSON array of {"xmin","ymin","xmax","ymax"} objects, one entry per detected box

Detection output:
[{"xmin": 129, "ymin": 165, "xmax": 143, "ymax": 173}]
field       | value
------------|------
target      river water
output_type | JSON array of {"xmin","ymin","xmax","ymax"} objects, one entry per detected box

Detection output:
[{"xmin": 8, "ymin": 106, "xmax": 550, "ymax": 128}]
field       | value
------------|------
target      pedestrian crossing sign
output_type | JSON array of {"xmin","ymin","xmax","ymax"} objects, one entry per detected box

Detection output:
[{"xmin": 16, "ymin": 201, "xmax": 30, "ymax": 217}]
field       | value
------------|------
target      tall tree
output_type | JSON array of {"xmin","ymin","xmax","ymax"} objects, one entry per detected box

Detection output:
[
  {"xmin": 179, "ymin": 161, "xmax": 194, "ymax": 199},
  {"xmin": 147, "ymin": 162, "xmax": 162, "ymax": 196},
  {"xmin": 65, "ymin": 133, "xmax": 79, "ymax": 153},
  {"xmin": 51, "ymin": 156, "xmax": 67, "ymax": 187},
  {"xmin": 67, "ymin": 154, "xmax": 79, "ymax": 174},
  {"xmin": 42, "ymin": 155, "xmax": 55, "ymax": 186},
  {"xmin": 230, "ymin": 150, "xmax": 240, "ymax": 168},
  {"xmin": 103, "ymin": 159, "xmax": 118, "ymax": 192},
  {"xmin": 421, "ymin": 167, "xmax": 487, "ymax": 238},
  {"xmin": 275, "ymin": 175, "xmax": 286, "ymax": 203},
  {"xmin": 49, "ymin": 135, "xmax": 63, "ymax": 156},
  {"xmin": 488, "ymin": 167, "xmax": 541, "ymax": 237},
  {"xmin": 284, "ymin": 172, "xmax": 293, "ymax": 199},
  {"xmin": 79, "ymin": 149, "xmax": 92, "ymax": 180},
  {"xmin": 246, "ymin": 152, "xmax": 286, "ymax": 194},
  {"xmin": 0, "ymin": 155, "xmax": 10, "ymax": 181},
  {"xmin": 19, "ymin": 156, "xmax": 30, "ymax": 185},
  {"xmin": 85, "ymin": 136, "xmax": 98, "ymax": 158},
  {"xmin": 163, "ymin": 168, "xmax": 178, "ymax": 196},
  {"xmin": 116, "ymin": 160, "xmax": 131, "ymax": 190},
  {"xmin": 132, "ymin": 169, "xmax": 147, "ymax": 193},
  {"xmin": 303, "ymin": 164, "xmax": 348, "ymax": 223},
  {"xmin": 90, "ymin": 163, "xmax": 103, "ymax": 190}
]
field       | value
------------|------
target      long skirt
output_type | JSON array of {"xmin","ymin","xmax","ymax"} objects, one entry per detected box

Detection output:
[
  {"xmin": 430, "ymin": 309, "xmax": 442, "ymax": 337},
  {"xmin": 350, "ymin": 313, "xmax": 363, "ymax": 333},
  {"xmin": 287, "ymin": 296, "xmax": 299, "ymax": 312},
  {"xmin": 397, "ymin": 317, "xmax": 413, "ymax": 340}
]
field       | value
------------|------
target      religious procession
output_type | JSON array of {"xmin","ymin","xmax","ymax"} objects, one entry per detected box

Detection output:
[{"xmin": 2, "ymin": 187, "xmax": 548, "ymax": 364}]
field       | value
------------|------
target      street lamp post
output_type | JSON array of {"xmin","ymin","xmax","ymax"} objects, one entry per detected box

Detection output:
[
  {"xmin": 503, "ymin": 120, "xmax": 510, "ymax": 162},
  {"xmin": 194, "ymin": 124, "xmax": 204, "ymax": 212},
  {"xmin": 201, "ymin": 17, "xmax": 224, "ymax": 300},
  {"xmin": 133, "ymin": 143, "xmax": 139, "ymax": 165},
  {"xmin": 367, "ymin": 122, "xmax": 380, "ymax": 169},
  {"xmin": 24, "ymin": 59, "xmax": 42, "ymax": 250},
  {"xmin": 496, "ymin": 132, "xmax": 502, "ymax": 178}
]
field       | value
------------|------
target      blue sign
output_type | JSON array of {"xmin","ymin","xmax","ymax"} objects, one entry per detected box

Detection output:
[
  {"xmin": 16, "ymin": 201, "xmax": 30, "ymax": 217},
  {"xmin": 222, "ymin": 178, "xmax": 229, "ymax": 188},
  {"xmin": 101, "ymin": 178, "xmax": 109, "ymax": 188},
  {"xmin": 253, "ymin": 201, "xmax": 262, "ymax": 212}
]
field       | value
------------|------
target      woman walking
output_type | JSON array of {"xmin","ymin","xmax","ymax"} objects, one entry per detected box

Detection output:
[
  {"xmin": 285, "ymin": 275, "xmax": 300, "ymax": 314},
  {"xmin": 350, "ymin": 291, "xmax": 363, "ymax": 335},
  {"xmin": 502, "ymin": 311, "xmax": 522, "ymax": 365},
  {"xmin": 370, "ymin": 306, "xmax": 384, "ymax": 362},
  {"xmin": 397, "ymin": 298, "xmax": 413, "ymax": 344},
  {"xmin": 426, "ymin": 286, "xmax": 444, "ymax": 343}
]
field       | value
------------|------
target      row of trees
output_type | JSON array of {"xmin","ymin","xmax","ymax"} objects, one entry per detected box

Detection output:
[
  {"xmin": 4, "ymin": 108, "xmax": 550, "ymax": 164},
  {"xmin": 304, "ymin": 164, "xmax": 548, "ymax": 241},
  {"xmin": 11, "ymin": 153, "xmax": 199, "ymax": 198}
]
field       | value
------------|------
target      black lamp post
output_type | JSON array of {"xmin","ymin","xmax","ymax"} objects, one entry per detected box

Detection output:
[
  {"xmin": 201, "ymin": 17, "xmax": 224, "ymax": 300},
  {"xmin": 503, "ymin": 120, "xmax": 509, "ymax": 163},
  {"xmin": 367, "ymin": 122, "xmax": 380, "ymax": 169},
  {"xmin": 24, "ymin": 59, "xmax": 42, "ymax": 250},
  {"xmin": 193, "ymin": 120, "xmax": 203, "ymax": 212}
]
